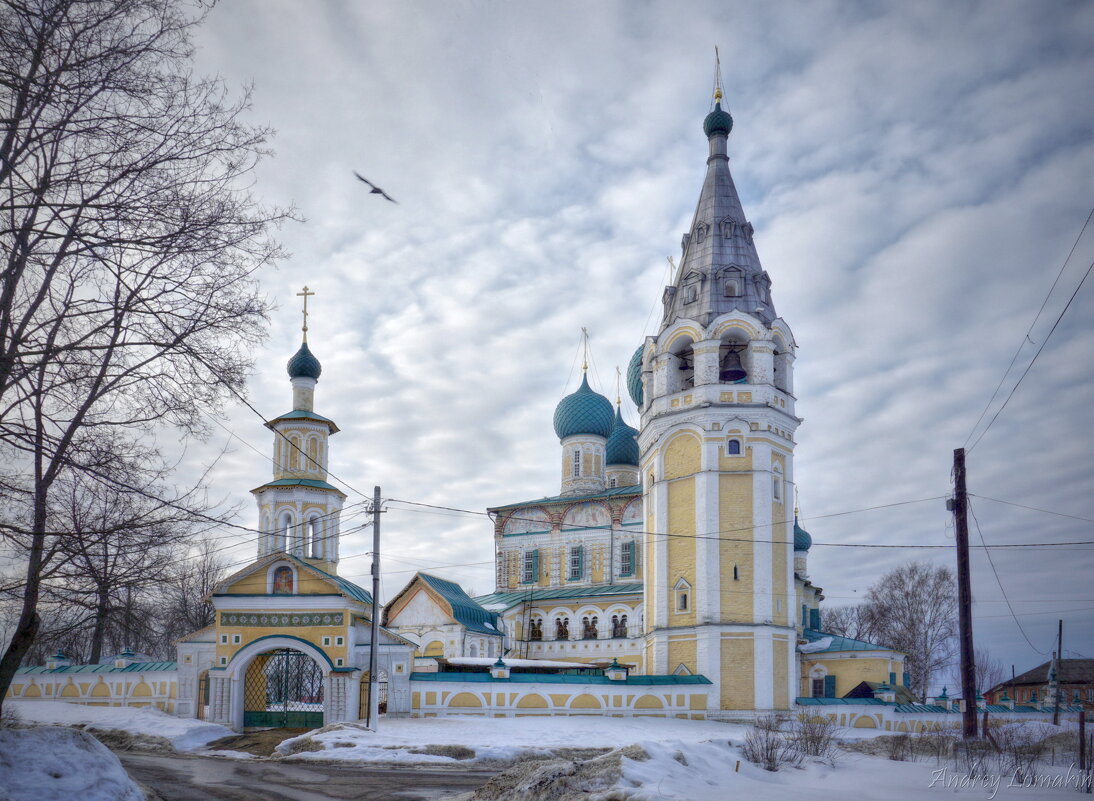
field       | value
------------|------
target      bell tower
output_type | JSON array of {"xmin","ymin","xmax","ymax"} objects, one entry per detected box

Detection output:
[
  {"xmin": 253, "ymin": 287, "xmax": 346, "ymax": 573},
  {"xmin": 629, "ymin": 87, "xmax": 799, "ymax": 715}
]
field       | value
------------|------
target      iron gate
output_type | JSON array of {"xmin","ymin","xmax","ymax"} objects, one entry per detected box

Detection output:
[{"xmin": 243, "ymin": 649, "xmax": 324, "ymax": 728}]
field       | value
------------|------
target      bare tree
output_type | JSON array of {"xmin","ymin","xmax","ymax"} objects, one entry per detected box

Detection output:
[
  {"xmin": 818, "ymin": 604, "xmax": 872, "ymax": 642},
  {"xmin": 0, "ymin": 0, "xmax": 290, "ymax": 708},
  {"xmin": 859, "ymin": 562, "xmax": 958, "ymax": 702},
  {"xmin": 950, "ymin": 645, "xmax": 1007, "ymax": 696},
  {"xmin": 154, "ymin": 535, "xmax": 229, "ymax": 651}
]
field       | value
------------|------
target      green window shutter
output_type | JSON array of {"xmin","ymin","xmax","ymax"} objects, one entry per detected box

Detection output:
[
  {"xmin": 577, "ymin": 545, "xmax": 584, "ymax": 579},
  {"xmin": 903, "ymin": 672, "xmax": 910, "ymax": 687},
  {"xmin": 889, "ymin": 672, "xmax": 896, "ymax": 686},
  {"xmin": 824, "ymin": 675, "xmax": 836, "ymax": 698},
  {"xmin": 801, "ymin": 605, "xmax": 808, "ymax": 626},
  {"xmin": 809, "ymin": 608, "xmax": 821, "ymax": 630},
  {"xmin": 621, "ymin": 541, "xmax": 634, "ymax": 577},
  {"xmin": 532, "ymin": 549, "xmax": 540, "ymax": 581}
]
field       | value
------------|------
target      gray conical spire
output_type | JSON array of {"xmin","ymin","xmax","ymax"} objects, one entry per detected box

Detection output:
[{"xmin": 661, "ymin": 93, "xmax": 775, "ymax": 330}]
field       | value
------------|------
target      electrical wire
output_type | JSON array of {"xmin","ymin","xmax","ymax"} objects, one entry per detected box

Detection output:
[
  {"xmin": 964, "ymin": 206, "xmax": 1094, "ymax": 450},
  {"xmin": 968, "ymin": 498, "xmax": 1049, "ymax": 655}
]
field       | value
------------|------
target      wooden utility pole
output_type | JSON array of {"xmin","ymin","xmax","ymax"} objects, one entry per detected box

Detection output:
[
  {"xmin": 953, "ymin": 448, "xmax": 978, "ymax": 739},
  {"xmin": 1053, "ymin": 619, "xmax": 1063, "ymax": 726},
  {"xmin": 366, "ymin": 486, "xmax": 382, "ymax": 729}
]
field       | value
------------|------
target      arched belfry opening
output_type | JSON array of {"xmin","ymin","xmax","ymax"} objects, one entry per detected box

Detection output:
[
  {"xmin": 719, "ymin": 331, "xmax": 749, "ymax": 384},
  {"xmin": 669, "ymin": 336, "xmax": 695, "ymax": 393}
]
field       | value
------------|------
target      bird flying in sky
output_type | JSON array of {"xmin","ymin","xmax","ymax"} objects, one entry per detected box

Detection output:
[{"xmin": 353, "ymin": 172, "xmax": 397, "ymax": 203}]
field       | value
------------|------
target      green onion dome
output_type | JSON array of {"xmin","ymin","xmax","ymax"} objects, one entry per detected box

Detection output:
[
  {"xmin": 794, "ymin": 517, "xmax": 812, "ymax": 552},
  {"xmin": 703, "ymin": 101, "xmax": 733, "ymax": 138},
  {"xmin": 626, "ymin": 345, "xmax": 644, "ymax": 408},
  {"xmin": 553, "ymin": 374, "xmax": 614, "ymax": 440},
  {"xmin": 287, "ymin": 341, "xmax": 322, "ymax": 380},
  {"xmin": 605, "ymin": 407, "xmax": 639, "ymax": 466}
]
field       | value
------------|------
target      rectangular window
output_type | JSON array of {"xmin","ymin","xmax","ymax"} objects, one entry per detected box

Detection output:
[
  {"xmin": 322, "ymin": 636, "xmax": 331, "ymax": 647},
  {"xmin": 812, "ymin": 678, "xmax": 824, "ymax": 698},
  {"xmin": 232, "ymin": 634, "xmax": 241, "ymax": 645},
  {"xmin": 335, "ymin": 636, "xmax": 344, "ymax": 647},
  {"xmin": 335, "ymin": 658, "xmax": 344, "ymax": 667},
  {"xmin": 620, "ymin": 541, "xmax": 634, "ymax": 577},
  {"xmin": 569, "ymin": 546, "xmax": 583, "ymax": 581},
  {"xmin": 522, "ymin": 549, "xmax": 539, "ymax": 583},
  {"xmin": 219, "ymin": 656, "xmax": 227, "ymax": 666},
  {"xmin": 220, "ymin": 634, "xmax": 228, "ymax": 644},
  {"xmin": 572, "ymin": 450, "xmax": 581, "ymax": 478}
]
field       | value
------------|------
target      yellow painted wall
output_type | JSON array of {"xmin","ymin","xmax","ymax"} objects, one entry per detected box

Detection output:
[
  {"xmin": 804, "ymin": 656, "xmax": 893, "ymax": 698},
  {"xmin": 668, "ymin": 637, "xmax": 697, "ymax": 676},
  {"xmin": 667, "ymin": 477, "xmax": 697, "ymax": 627},
  {"xmin": 719, "ymin": 473, "xmax": 753, "ymax": 621},
  {"xmin": 721, "ymin": 635, "xmax": 754, "ymax": 710},
  {"xmin": 770, "ymin": 452, "xmax": 789, "ymax": 623},
  {"xmin": 773, "ymin": 638, "xmax": 789, "ymax": 709},
  {"xmin": 215, "ymin": 614, "xmax": 350, "ymax": 666},
  {"xmin": 224, "ymin": 569, "xmax": 339, "ymax": 596}
]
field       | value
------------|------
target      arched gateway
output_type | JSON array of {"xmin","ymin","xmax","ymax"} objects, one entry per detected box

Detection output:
[{"xmin": 244, "ymin": 648, "xmax": 325, "ymax": 728}]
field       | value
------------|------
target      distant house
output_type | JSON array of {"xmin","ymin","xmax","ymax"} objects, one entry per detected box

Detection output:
[{"xmin": 986, "ymin": 659, "xmax": 1094, "ymax": 706}]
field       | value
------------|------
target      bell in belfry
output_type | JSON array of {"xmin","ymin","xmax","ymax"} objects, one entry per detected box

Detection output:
[{"xmin": 720, "ymin": 346, "xmax": 747, "ymax": 383}]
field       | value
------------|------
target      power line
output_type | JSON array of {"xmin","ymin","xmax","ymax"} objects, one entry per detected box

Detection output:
[
  {"xmin": 968, "ymin": 498, "xmax": 1049, "ymax": 655},
  {"xmin": 967, "ymin": 255, "xmax": 1094, "ymax": 453},
  {"xmin": 964, "ymin": 206, "xmax": 1094, "ymax": 450},
  {"xmin": 971, "ymin": 494, "xmax": 1094, "ymax": 526},
  {"xmin": 387, "ymin": 495, "xmax": 1094, "ymax": 550}
]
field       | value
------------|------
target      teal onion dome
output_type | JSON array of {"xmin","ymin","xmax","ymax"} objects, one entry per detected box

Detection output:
[
  {"xmin": 287, "ymin": 341, "xmax": 322, "ymax": 380},
  {"xmin": 793, "ymin": 517, "xmax": 812, "ymax": 552},
  {"xmin": 626, "ymin": 345, "xmax": 644, "ymax": 408},
  {"xmin": 606, "ymin": 407, "xmax": 639, "ymax": 466},
  {"xmin": 703, "ymin": 101, "xmax": 733, "ymax": 138},
  {"xmin": 553, "ymin": 374, "xmax": 614, "ymax": 440}
]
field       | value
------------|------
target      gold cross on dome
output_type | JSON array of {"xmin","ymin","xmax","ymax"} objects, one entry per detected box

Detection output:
[{"xmin": 297, "ymin": 285, "xmax": 315, "ymax": 342}]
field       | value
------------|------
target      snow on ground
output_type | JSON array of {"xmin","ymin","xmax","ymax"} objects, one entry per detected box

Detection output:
[
  {"xmin": 622, "ymin": 739, "xmax": 1089, "ymax": 801},
  {"xmin": 0, "ymin": 726, "xmax": 143, "ymax": 801},
  {"xmin": 275, "ymin": 715, "xmax": 752, "ymax": 763},
  {"xmin": 9, "ymin": 701, "xmax": 232, "ymax": 750}
]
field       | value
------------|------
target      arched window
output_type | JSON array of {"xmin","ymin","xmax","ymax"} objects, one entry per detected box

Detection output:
[
  {"xmin": 612, "ymin": 615, "xmax": 628, "ymax": 638},
  {"xmin": 288, "ymin": 434, "xmax": 301, "ymax": 470},
  {"xmin": 306, "ymin": 438, "xmax": 318, "ymax": 472},
  {"xmin": 726, "ymin": 438, "xmax": 741, "ymax": 455},
  {"xmin": 572, "ymin": 449, "xmax": 581, "ymax": 478},
  {"xmin": 307, "ymin": 516, "xmax": 323, "ymax": 558},
  {"xmin": 773, "ymin": 468, "xmax": 784, "ymax": 502},
  {"xmin": 555, "ymin": 617, "xmax": 570, "ymax": 640},
  {"xmin": 724, "ymin": 278, "xmax": 740, "ymax": 297},
  {"xmin": 582, "ymin": 616, "xmax": 598, "ymax": 640},
  {"xmin": 469, "ymin": 643, "xmax": 477, "ymax": 658},
  {"xmin": 674, "ymin": 578, "xmax": 691, "ymax": 613},
  {"xmin": 529, "ymin": 618, "xmax": 543, "ymax": 641},
  {"xmin": 277, "ymin": 511, "xmax": 294, "ymax": 553},
  {"xmin": 272, "ymin": 566, "xmax": 294, "ymax": 594}
]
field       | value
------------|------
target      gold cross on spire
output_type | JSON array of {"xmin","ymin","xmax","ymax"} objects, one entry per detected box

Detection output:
[
  {"xmin": 615, "ymin": 365, "xmax": 623, "ymax": 406},
  {"xmin": 713, "ymin": 45, "xmax": 725, "ymax": 104},
  {"xmin": 296, "ymin": 285, "xmax": 315, "ymax": 342},
  {"xmin": 581, "ymin": 327, "xmax": 589, "ymax": 372}
]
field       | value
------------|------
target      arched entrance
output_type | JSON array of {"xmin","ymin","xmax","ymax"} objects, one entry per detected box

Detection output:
[
  {"xmin": 243, "ymin": 648, "xmax": 324, "ymax": 728},
  {"xmin": 196, "ymin": 670, "xmax": 209, "ymax": 720},
  {"xmin": 358, "ymin": 668, "xmax": 389, "ymax": 719}
]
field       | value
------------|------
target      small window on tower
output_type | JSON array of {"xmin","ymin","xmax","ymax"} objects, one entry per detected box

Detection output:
[
  {"xmin": 726, "ymin": 438, "xmax": 741, "ymax": 455},
  {"xmin": 685, "ymin": 285, "xmax": 697, "ymax": 304},
  {"xmin": 572, "ymin": 449, "xmax": 581, "ymax": 478},
  {"xmin": 609, "ymin": 477, "xmax": 617, "ymax": 488},
  {"xmin": 674, "ymin": 578, "xmax": 691, "ymax": 613},
  {"xmin": 724, "ymin": 278, "xmax": 740, "ymax": 297}
]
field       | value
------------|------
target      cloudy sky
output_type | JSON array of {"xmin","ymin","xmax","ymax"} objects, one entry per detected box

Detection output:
[{"xmin": 186, "ymin": 0, "xmax": 1094, "ymax": 684}]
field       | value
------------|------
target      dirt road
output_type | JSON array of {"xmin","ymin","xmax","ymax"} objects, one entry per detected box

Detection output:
[{"xmin": 118, "ymin": 751, "xmax": 495, "ymax": 801}]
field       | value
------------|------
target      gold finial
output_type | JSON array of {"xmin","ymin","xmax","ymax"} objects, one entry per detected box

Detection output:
[
  {"xmin": 296, "ymin": 285, "xmax": 315, "ymax": 342},
  {"xmin": 713, "ymin": 45, "xmax": 725, "ymax": 104},
  {"xmin": 615, "ymin": 365, "xmax": 623, "ymax": 406},
  {"xmin": 580, "ymin": 327, "xmax": 590, "ymax": 372},
  {"xmin": 794, "ymin": 486, "xmax": 801, "ymax": 519}
]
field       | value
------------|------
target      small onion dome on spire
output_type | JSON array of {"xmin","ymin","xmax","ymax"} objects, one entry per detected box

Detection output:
[
  {"xmin": 287, "ymin": 341, "xmax": 322, "ymax": 380},
  {"xmin": 703, "ymin": 100, "xmax": 733, "ymax": 138},
  {"xmin": 553, "ymin": 374, "xmax": 614, "ymax": 440},
  {"xmin": 606, "ymin": 406, "xmax": 639, "ymax": 466},
  {"xmin": 626, "ymin": 344, "xmax": 644, "ymax": 408},
  {"xmin": 793, "ymin": 517, "xmax": 812, "ymax": 552}
]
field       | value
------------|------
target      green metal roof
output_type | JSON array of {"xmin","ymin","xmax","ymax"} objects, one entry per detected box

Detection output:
[
  {"xmin": 490, "ymin": 484, "xmax": 641, "ymax": 514},
  {"xmin": 418, "ymin": 573, "xmax": 501, "ymax": 635},
  {"xmin": 474, "ymin": 582, "xmax": 643, "ymax": 611},
  {"xmin": 795, "ymin": 697, "xmax": 888, "ymax": 706},
  {"xmin": 553, "ymin": 374, "xmax": 614, "ymax": 440},
  {"xmin": 803, "ymin": 628, "xmax": 893, "ymax": 653},
  {"xmin": 288, "ymin": 554, "xmax": 372, "ymax": 605},
  {"xmin": 626, "ymin": 345, "xmax": 644, "ymax": 409},
  {"xmin": 411, "ymin": 672, "xmax": 711, "ymax": 686},
  {"xmin": 251, "ymin": 478, "xmax": 346, "ymax": 495},
  {"xmin": 703, "ymin": 101, "xmax": 733, "ymax": 137},
  {"xmin": 17, "ymin": 661, "xmax": 177, "ymax": 674}
]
